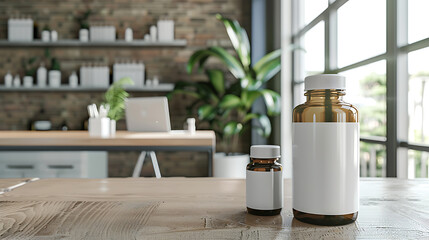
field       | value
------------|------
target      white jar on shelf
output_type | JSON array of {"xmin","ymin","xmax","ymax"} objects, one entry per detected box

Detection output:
[
  {"xmin": 23, "ymin": 76, "xmax": 33, "ymax": 87},
  {"xmin": 79, "ymin": 29, "xmax": 89, "ymax": 42},
  {"xmin": 49, "ymin": 70, "xmax": 61, "ymax": 87}
]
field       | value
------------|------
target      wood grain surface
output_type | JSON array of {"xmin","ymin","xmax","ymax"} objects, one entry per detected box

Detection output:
[
  {"xmin": 0, "ymin": 178, "xmax": 428, "ymax": 239},
  {"xmin": 0, "ymin": 131, "xmax": 215, "ymax": 147}
]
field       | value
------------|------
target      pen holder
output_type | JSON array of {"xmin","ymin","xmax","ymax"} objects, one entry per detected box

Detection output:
[{"xmin": 88, "ymin": 117, "xmax": 110, "ymax": 138}]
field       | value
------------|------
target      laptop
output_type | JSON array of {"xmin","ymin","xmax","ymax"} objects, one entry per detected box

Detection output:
[{"xmin": 125, "ymin": 97, "xmax": 171, "ymax": 132}]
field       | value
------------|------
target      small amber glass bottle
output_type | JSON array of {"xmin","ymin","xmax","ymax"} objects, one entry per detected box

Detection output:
[
  {"xmin": 292, "ymin": 74, "xmax": 359, "ymax": 226},
  {"xmin": 246, "ymin": 145, "xmax": 283, "ymax": 216}
]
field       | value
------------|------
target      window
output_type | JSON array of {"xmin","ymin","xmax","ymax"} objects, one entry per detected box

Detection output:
[{"xmin": 291, "ymin": 0, "xmax": 429, "ymax": 178}]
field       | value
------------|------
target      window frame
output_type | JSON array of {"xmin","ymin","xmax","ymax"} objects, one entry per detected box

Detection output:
[{"xmin": 291, "ymin": 0, "xmax": 429, "ymax": 177}]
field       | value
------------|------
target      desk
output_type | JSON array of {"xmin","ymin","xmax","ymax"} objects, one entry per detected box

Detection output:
[
  {"xmin": 0, "ymin": 178, "xmax": 427, "ymax": 239},
  {"xmin": 0, "ymin": 131, "xmax": 216, "ymax": 176}
]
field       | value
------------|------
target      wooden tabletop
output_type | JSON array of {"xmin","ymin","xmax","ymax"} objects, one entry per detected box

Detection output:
[
  {"xmin": 0, "ymin": 178, "xmax": 428, "ymax": 239},
  {"xmin": 0, "ymin": 130, "xmax": 215, "ymax": 147}
]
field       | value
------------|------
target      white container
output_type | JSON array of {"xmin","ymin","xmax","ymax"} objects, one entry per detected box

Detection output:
[
  {"xmin": 110, "ymin": 119, "xmax": 116, "ymax": 137},
  {"xmin": 8, "ymin": 18, "xmax": 33, "ymax": 41},
  {"xmin": 186, "ymin": 118, "xmax": 196, "ymax": 134},
  {"xmin": 153, "ymin": 76, "xmax": 159, "ymax": 86},
  {"xmin": 113, "ymin": 61, "xmax": 145, "ymax": 87},
  {"xmin": 157, "ymin": 20, "xmax": 174, "ymax": 41},
  {"xmin": 23, "ymin": 76, "xmax": 33, "ymax": 87},
  {"xmin": 88, "ymin": 117, "xmax": 110, "ymax": 138},
  {"xmin": 246, "ymin": 145, "xmax": 283, "ymax": 213},
  {"xmin": 90, "ymin": 26, "xmax": 116, "ymax": 42},
  {"xmin": 144, "ymin": 34, "xmax": 150, "ymax": 41},
  {"xmin": 41, "ymin": 30, "xmax": 50, "ymax": 42},
  {"xmin": 69, "ymin": 71, "xmax": 78, "ymax": 87},
  {"xmin": 4, "ymin": 72, "xmax": 12, "ymax": 87},
  {"xmin": 125, "ymin": 28, "xmax": 133, "ymax": 42},
  {"xmin": 49, "ymin": 70, "xmax": 61, "ymax": 87},
  {"xmin": 51, "ymin": 30, "xmax": 58, "ymax": 41},
  {"xmin": 213, "ymin": 153, "xmax": 249, "ymax": 178},
  {"xmin": 13, "ymin": 75, "xmax": 21, "ymax": 87},
  {"xmin": 292, "ymin": 74, "xmax": 359, "ymax": 224},
  {"xmin": 150, "ymin": 25, "xmax": 157, "ymax": 42},
  {"xmin": 37, "ymin": 63, "xmax": 47, "ymax": 87},
  {"xmin": 79, "ymin": 29, "xmax": 89, "ymax": 42}
]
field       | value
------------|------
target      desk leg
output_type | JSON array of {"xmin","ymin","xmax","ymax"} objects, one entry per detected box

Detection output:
[
  {"xmin": 208, "ymin": 149, "xmax": 213, "ymax": 177},
  {"xmin": 132, "ymin": 151, "xmax": 146, "ymax": 178}
]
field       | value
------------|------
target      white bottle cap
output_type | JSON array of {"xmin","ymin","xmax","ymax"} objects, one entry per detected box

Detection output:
[
  {"xmin": 250, "ymin": 145, "xmax": 281, "ymax": 159},
  {"xmin": 304, "ymin": 74, "xmax": 346, "ymax": 91}
]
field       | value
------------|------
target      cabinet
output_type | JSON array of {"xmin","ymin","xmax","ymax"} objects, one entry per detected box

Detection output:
[{"xmin": 0, "ymin": 151, "xmax": 107, "ymax": 178}]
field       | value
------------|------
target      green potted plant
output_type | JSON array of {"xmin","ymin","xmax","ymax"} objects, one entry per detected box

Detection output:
[
  {"xmin": 48, "ymin": 57, "xmax": 61, "ymax": 87},
  {"xmin": 103, "ymin": 77, "xmax": 134, "ymax": 136},
  {"xmin": 76, "ymin": 10, "xmax": 92, "ymax": 42},
  {"xmin": 169, "ymin": 14, "xmax": 281, "ymax": 178},
  {"xmin": 22, "ymin": 57, "xmax": 37, "ymax": 87}
]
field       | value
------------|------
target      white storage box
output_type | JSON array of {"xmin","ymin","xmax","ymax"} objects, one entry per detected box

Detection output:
[
  {"xmin": 113, "ymin": 62, "xmax": 145, "ymax": 87},
  {"xmin": 90, "ymin": 26, "xmax": 116, "ymax": 42},
  {"xmin": 157, "ymin": 20, "xmax": 174, "ymax": 41},
  {"xmin": 8, "ymin": 18, "xmax": 34, "ymax": 41}
]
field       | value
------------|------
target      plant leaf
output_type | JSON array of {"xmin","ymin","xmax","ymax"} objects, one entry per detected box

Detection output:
[
  {"xmin": 243, "ymin": 113, "xmax": 259, "ymax": 123},
  {"xmin": 260, "ymin": 89, "xmax": 281, "ymax": 116},
  {"xmin": 206, "ymin": 69, "xmax": 225, "ymax": 95},
  {"xmin": 241, "ymin": 90, "xmax": 262, "ymax": 110},
  {"xmin": 198, "ymin": 104, "xmax": 216, "ymax": 121},
  {"xmin": 223, "ymin": 121, "xmax": 243, "ymax": 137},
  {"xmin": 104, "ymin": 77, "xmax": 134, "ymax": 121},
  {"xmin": 254, "ymin": 114, "xmax": 271, "ymax": 138},
  {"xmin": 219, "ymin": 94, "xmax": 242, "ymax": 110},
  {"xmin": 216, "ymin": 14, "xmax": 251, "ymax": 70},
  {"xmin": 187, "ymin": 47, "xmax": 245, "ymax": 79},
  {"xmin": 253, "ymin": 49, "xmax": 281, "ymax": 73},
  {"xmin": 255, "ymin": 57, "xmax": 281, "ymax": 88}
]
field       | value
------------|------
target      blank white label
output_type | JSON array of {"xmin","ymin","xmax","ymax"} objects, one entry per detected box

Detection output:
[
  {"xmin": 246, "ymin": 170, "xmax": 283, "ymax": 210},
  {"xmin": 293, "ymin": 122, "xmax": 359, "ymax": 215}
]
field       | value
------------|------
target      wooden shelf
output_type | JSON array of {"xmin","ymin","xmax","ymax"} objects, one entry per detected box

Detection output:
[
  {"xmin": 0, "ymin": 39, "xmax": 187, "ymax": 48},
  {"xmin": 0, "ymin": 84, "xmax": 174, "ymax": 92}
]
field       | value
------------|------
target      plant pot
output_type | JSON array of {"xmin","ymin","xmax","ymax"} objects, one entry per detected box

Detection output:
[
  {"xmin": 213, "ymin": 152, "xmax": 249, "ymax": 178},
  {"xmin": 42, "ymin": 30, "xmax": 50, "ymax": 42},
  {"xmin": 110, "ymin": 119, "xmax": 116, "ymax": 137},
  {"xmin": 79, "ymin": 29, "xmax": 89, "ymax": 42},
  {"xmin": 49, "ymin": 70, "xmax": 61, "ymax": 87},
  {"xmin": 23, "ymin": 76, "xmax": 33, "ymax": 87}
]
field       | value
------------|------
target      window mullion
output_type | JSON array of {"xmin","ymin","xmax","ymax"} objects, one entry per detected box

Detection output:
[
  {"xmin": 325, "ymin": 5, "xmax": 338, "ymax": 72},
  {"xmin": 396, "ymin": 0, "xmax": 409, "ymax": 178}
]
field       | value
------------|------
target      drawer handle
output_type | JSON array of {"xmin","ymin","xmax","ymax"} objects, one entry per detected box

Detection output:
[
  {"xmin": 7, "ymin": 165, "xmax": 34, "ymax": 169},
  {"xmin": 48, "ymin": 165, "xmax": 74, "ymax": 169}
]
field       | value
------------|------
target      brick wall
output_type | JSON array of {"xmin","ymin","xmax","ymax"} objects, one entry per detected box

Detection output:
[{"xmin": 0, "ymin": 0, "xmax": 250, "ymax": 177}]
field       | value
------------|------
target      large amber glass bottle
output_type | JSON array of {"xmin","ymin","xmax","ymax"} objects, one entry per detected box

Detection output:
[{"xmin": 292, "ymin": 74, "xmax": 359, "ymax": 226}]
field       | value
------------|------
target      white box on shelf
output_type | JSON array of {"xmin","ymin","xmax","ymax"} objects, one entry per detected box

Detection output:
[
  {"xmin": 80, "ymin": 65, "xmax": 109, "ymax": 88},
  {"xmin": 157, "ymin": 20, "xmax": 174, "ymax": 41},
  {"xmin": 90, "ymin": 26, "xmax": 116, "ymax": 42},
  {"xmin": 113, "ymin": 62, "xmax": 145, "ymax": 87},
  {"xmin": 8, "ymin": 18, "xmax": 34, "ymax": 42}
]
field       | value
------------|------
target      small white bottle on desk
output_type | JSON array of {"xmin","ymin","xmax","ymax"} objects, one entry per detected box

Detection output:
[{"xmin": 246, "ymin": 145, "xmax": 283, "ymax": 216}]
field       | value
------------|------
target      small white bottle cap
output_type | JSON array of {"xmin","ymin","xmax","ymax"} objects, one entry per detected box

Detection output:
[
  {"xmin": 304, "ymin": 74, "xmax": 346, "ymax": 91},
  {"xmin": 250, "ymin": 145, "xmax": 281, "ymax": 159}
]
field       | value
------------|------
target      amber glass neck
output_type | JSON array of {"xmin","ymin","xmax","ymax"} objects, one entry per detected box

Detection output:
[
  {"xmin": 251, "ymin": 158, "xmax": 277, "ymax": 164},
  {"xmin": 305, "ymin": 89, "xmax": 345, "ymax": 102}
]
